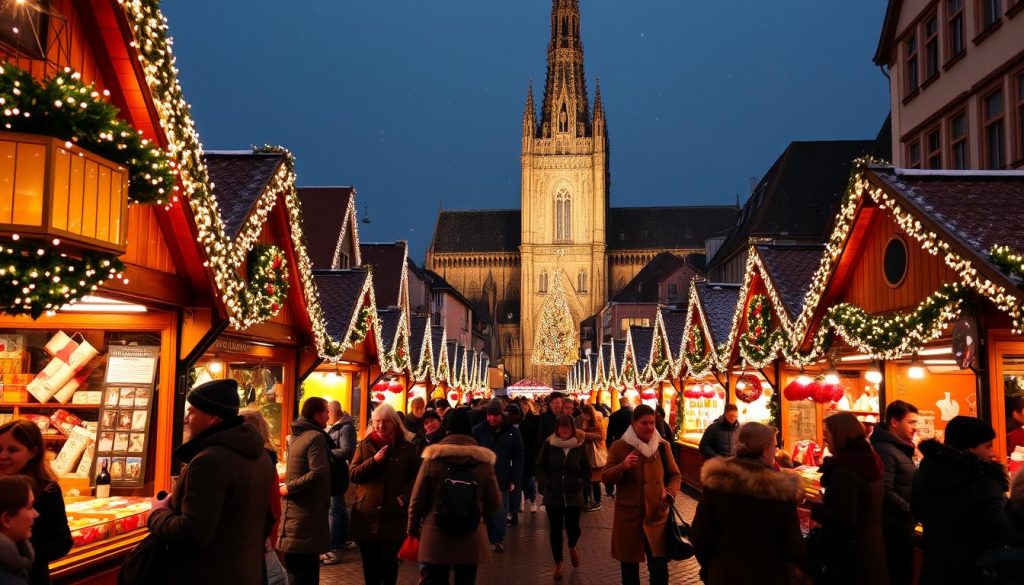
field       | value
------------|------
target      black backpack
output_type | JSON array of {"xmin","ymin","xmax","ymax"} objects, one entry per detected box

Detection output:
[{"xmin": 434, "ymin": 462, "xmax": 481, "ymax": 535}]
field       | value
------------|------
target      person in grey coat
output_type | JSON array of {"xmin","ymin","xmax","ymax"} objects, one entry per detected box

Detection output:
[
  {"xmin": 698, "ymin": 404, "xmax": 739, "ymax": 460},
  {"xmin": 870, "ymin": 400, "xmax": 919, "ymax": 585},
  {"xmin": 279, "ymin": 398, "xmax": 332, "ymax": 585}
]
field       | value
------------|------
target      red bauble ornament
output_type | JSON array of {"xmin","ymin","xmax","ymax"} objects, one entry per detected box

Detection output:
[
  {"xmin": 373, "ymin": 392, "xmax": 386, "ymax": 402},
  {"xmin": 272, "ymin": 256, "xmax": 283, "ymax": 269},
  {"xmin": 266, "ymin": 284, "xmax": 275, "ymax": 296},
  {"xmin": 683, "ymin": 388, "xmax": 698, "ymax": 399},
  {"xmin": 783, "ymin": 379, "xmax": 810, "ymax": 401},
  {"xmin": 270, "ymin": 302, "xmax": 280, "ymax": 313},
  {"xmin": 701, "ymin": 387, "xmax": 716, "ymax": 399},
  {"xmin": 641, "ymin": 388, "xmax": 657, "ymax": 401}
]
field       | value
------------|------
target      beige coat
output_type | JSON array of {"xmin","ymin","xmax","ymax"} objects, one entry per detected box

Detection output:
[
  {"xmin": 601, "ymin": 433, "xmax": 682, "ymax": 563},
  {"xmin": 579, "ymin": 415, "xmax": 607, "ymax": 481},
  {"xmin": 407, "ymin": 435, "xmax": 501, "ymax": 566}
]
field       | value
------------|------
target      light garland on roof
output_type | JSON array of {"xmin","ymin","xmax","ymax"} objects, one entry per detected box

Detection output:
[
  {"xmin": 411, "ymin": 316, "xmax": 434, "ymax": 383},
  {"xmin": 990, "ymin": 245, "xmax": 1024, "ymax": 281}
]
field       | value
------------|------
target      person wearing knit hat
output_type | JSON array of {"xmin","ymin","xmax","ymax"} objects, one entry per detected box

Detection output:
[
  {"xmin": 472, "ymin": 399, "xmax": 524, "ymax": 552},
  {"xmin": 186, "ymin": 379, "xmax": 241, "ymax": 421},
  {"xmin": 913, "ymin": 415, "xmax": 1021, "ymax": 584},
  {"xmin": 147, "ymin": 379, "xmax": 276, "ymax": 584}
]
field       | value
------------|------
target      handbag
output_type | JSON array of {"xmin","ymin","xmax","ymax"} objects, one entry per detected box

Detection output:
[
  {"xmin": 118, "ymin": 532, "xmax": 170, "ymax": 585},
  {"xmin": 587, "ymin": 440, "xmax": 608, "ymax": 467},
  {"xmin": 397, "ymin": 535, "xmax": 420, "ymax": 562},
  {"xmin": 657, "ymin": 443, "xmax": 693, "ymax": 561},
  {"xmin": 265, "ymin": 548, "xmax": 287, "ymax": 585}
]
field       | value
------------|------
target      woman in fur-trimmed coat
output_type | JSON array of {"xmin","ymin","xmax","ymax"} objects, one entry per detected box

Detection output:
[{"xmin": 690, "ymin": 422, "xmax": 806, "ymax": 585}]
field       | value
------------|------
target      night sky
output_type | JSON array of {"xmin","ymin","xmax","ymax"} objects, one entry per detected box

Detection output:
[{"xmin": 162, "ymin": 1, "xmax": 890, "ymax": 261}]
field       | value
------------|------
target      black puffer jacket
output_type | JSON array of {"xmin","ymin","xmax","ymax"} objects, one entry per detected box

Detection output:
[
  {"xmin": 913, "ymin": 439, "xmax": 1024, "ymax": 584},
  {"xmin": 698, "ymin": 416, "xmax": 739, "ymax": 459},
  {"xmin": 535, "ymin": 432, "xmax": 591, "ymax": 508},
  {"xmin": 870, "ymin": 424, "xmax": 916, "ymax": 528}
]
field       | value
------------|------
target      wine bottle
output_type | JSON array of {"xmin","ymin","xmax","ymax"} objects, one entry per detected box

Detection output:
[{"xmin": 95, "ymin": 461, "xmax": 111, "ymax": 499}]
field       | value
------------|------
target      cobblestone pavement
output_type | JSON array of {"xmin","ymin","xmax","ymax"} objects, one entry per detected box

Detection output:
[{"xmin": 321, "ymin": 489, "xmax": 702, "ymax": 584}]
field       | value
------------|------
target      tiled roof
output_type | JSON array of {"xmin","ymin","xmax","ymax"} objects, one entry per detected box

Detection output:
[
  {"xmin": 312, "ymin": 269, "xmax": 369, "ymax": 342},
  {"xmin": 630, "ymin": 326, "xmax": 654, "ymax": 372},
  {"xmin": 756, "ymin": 245, "xmax": 825, "ymax": 320},
  {"xmin": 710, "ymin": 140, "xmax": 875, "ymax": 269},
  {"xmin": 296, "ymin": 187, "xmax": 355, "ymax": 269},
  {"xmin": 377, "ymin": 309, "xmax": 403, "ymax": 353},
  {"xmin": 870, "ymin": 167, "xmax": 1024, "ymax": 284},
  {"xmin": 695, "ymin": 283, "xmax": 740, "ymax": 347},
  {"xmin": 360, "ymin": 242, "xmax": 407, "ymax": 308},
  {"xmin": 430, "ymin": 326, "xmax": 446, "ymax": 366},
  {"xmin": 431, "ymin": 210, "xmax": 521, "ymax": 253},
  {"xmin": 661, "ymin": 308, "xmax": 687, "ymax": 358},
  {"xmin": 588, "ymin": 354, "xmax": 599, "ymax": 380},
  {"xmin": 601, "ymin": 342, "xmax": 614, "ymax": 376},
  {"xmin": 409, "ymin": 316, "xmax": 429, "ymax": 371},
  {"xmin": 614, "ymin": 340, "xmax": 627, "ymax": 371},
  {"xmin": 607, "ymin": 206, "xmax": 737, "ymax": 251},
  {"xmin": 454, "ymin": 344, "xmax": 467, "ymax": 378},
  {"xmin": 204, "ymin": 152, "xmax": 284, "ymax": 240},
  {"xmin": 446, "ymin": 341, "xmax": 459, "ymax": 378},
  {"xmin": 611, "ymin": 252, "xmax": 699, "ymax": 303}
]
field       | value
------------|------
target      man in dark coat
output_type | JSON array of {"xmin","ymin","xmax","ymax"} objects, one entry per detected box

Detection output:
[
  {"xmin": 279, "ymin": 398, "xmax": 332, "ymax": 585},
  {"xmin": 698, "ymin": 404, "xmax": 739, "ymax": 460},
  {"xmin": 537, "ymin": 392, "xmax": 565, "ymax": 449},
  {"xmin": 324, "ymin": 400, "xmax": 357, "ymax": 563},
  {"xmin": 472, "ymin": 400, "xmax": 524, "ymax": 552},
  {"xmin": 870, "ymin": 400, "xmax": 919, "ymax": 585},
  {"xmin": 148, "ymin": 379, "xmax": 276, "ymax": 585},
  {"xmin": 914, "ymin": 416, "xmax": 1024, "ymax": 584},
  {"xmin": 507, "ymin": 404, "xmax": 539, "ymax": 521},
  {"xmin": 605, "ymin": 398, "xmax": 633, "ymax": 449}
]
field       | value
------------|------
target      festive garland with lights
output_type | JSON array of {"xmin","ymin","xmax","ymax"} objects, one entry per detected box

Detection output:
[
  {"xmin": 238, "ymin": 244, "xmax": 289, "ymax": 321},
  {"xmin": 349, "ymin": 306, "xmax": 377, "ymax": 345},
  {"xmin": 738, "ymin": 294, "xmax": 785, "ymax": 367},
  {"xmin": 991, "ymin": 245, "xmax": 1024, "ymax": 281},
  {"xmin": 0, "ymin": 64, "xmax": 175, "ymax": 205},
  {"xmin": 0, "ymin": 239, "xmax": 127, "ymax": 318}
]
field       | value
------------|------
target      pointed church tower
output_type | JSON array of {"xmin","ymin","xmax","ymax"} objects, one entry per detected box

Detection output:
[{"xmin": 520, "ymin": 0, "xmax": 608, "ymax": 382}]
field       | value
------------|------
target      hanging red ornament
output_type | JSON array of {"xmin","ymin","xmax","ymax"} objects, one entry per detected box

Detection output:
[
  {"xmin": 734, "ymin": 375, "xmax": 763, "ymax": 403},
  {"xmin": 373, "ymin": 392, "xmax": 386, "ymax": 402},
  {"xmin": 830, "ymin": 383, "xmax": 845, "ymax": 403},
  {"xmin": 641, "ymin": 388, "xmax": 657, "ymax": 401},
  {"xmin": 266, "ymin": 284, "xmax": 275, "ymax": 296},
  {"xmin": 272, "ymin": 255, "xmax": 283, "ymax": 269},
  {"xmin": 270, "ymin": 302, "xmax": 280, "ymax": 313},
  {"xmin": 783, "ymin": 379, "xmax": 810, "ymax": 401}
]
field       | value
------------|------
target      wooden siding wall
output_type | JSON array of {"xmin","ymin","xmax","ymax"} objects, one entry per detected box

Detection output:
[
  {"xmin": 121, "ymin": 205, "xmax": 175, "ymax": 272},
  {"xmin": 0, "ymin": 1, "xmax": 105, "ymax": 87},
  {"xmin": 842, "ymin": 212, "xmax": 958, "ymax": 313}
]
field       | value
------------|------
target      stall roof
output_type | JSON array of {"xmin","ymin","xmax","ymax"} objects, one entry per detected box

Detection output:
[
  {"xmin": 377, "ymin": 309, "xmax": 403, "ymax": 353},
  {"xmin": 661, "ymin": 308, "xmax": 687, "ymax": 362},
  {"xmin": 313, "ymin": 269, "xmax": 370, "ymax": 343},
  {"xmin": 204, "ymin": 151, "xmax": 284, "ymax": 240},
  {"xmin": 409, "ymin": 315, "xmax": 429, "ymax": 372},
  {"xmin": 630, "ymin": 326, "xmax": 655, "ymax": 373},
  {"xmin": 296, "ymin": 186, "xmax": 357, "ymax": 269},
  {"xmin": 360, "ymin": 242, "xmax": 408, "ymax": 309},
  {"xmin": 695, "ymin": 282, "xmax": 741, "ymax": 347},
  {"xmin": 755, "ymin": 244, "xmax": 825, "ymax": 321}
]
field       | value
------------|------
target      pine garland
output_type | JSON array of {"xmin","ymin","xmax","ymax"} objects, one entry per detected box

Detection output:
[
  {"xmin": 991, "ymin": 245, "xmax": 1024, "ymax": 280},
  {"xmin": 239, "ymin": 244, "xmax": 289, "ymax": 322},
  {"xmin": 0, "ymin": 64, "xmax": 175, "ymax": 205},
  {"xmin": 738, "ymin": 294, "xmax": 782, "ymax": 367},
  {"xmin": 349, "ymin": 307, "xmax": 376, "ymax": 344},
  {"xmin": 684, "ymin": 327, "xmax": 713, "ymax": 376},
  {"xmin": 0, "ymin": 240, "xmax": 125, "ymax": 319}
]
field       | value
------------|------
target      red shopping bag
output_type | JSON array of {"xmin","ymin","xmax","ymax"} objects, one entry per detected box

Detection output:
[{"xmin": 397, "ymin": 535, "xmax": 420, "ymax": 562}]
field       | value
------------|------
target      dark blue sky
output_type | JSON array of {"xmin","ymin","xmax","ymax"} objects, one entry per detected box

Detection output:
[{"xmin": 163, "ymin": 1, "xmax": 890, "ymax": 261}]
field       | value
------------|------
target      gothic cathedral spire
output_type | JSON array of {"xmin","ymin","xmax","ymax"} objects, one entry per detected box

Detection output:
[{"xmin": 539, "ymin": 0, "xmax": 591, "ymax": 139}]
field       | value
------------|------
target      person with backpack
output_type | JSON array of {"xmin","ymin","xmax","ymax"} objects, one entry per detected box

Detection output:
[
  {"xmin": 408, "ymin": 408, "xmax": 501, "ymax": 585},
  {"xmin": 535, "ymin": 415, "xmax": 590, "ymax": 580},
  {"xmin": 323, "ymin": 400, "xmax": 357, "ymax": 564},
  {"xmin": 472, "ymin": 400, "xmax": 524, "ymax": 552},
  {"xmin": 349, "ymin": 404, "xmax": 421, "ymax": 585}
]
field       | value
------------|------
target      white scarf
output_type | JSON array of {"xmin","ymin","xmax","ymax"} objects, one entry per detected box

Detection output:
[{"xmin": 622, "ymin": 425, "xmax": 662, "ymax": 459}]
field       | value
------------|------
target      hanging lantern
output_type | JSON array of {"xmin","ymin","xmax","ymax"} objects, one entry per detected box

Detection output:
[
  {"xmin": 641, "ymin": 388, "xmax": 658, "ymax": 401},
  {"xmin": 701, "ymin": 385, "xmax": 716, "ymax": 399},
  {"xmin": 372, "ymin": 379, "xmax": 390, "ymax": 393},
  {"xmin": 387, "ymin": 379, "xmax": 403, "ymax": 394},
  {"xmin": 783, "ymin": 379, "xmax": 810, "ymax": 401}
]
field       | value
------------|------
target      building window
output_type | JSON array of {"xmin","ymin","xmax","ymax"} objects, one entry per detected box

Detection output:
[
  {"xmin": 905, "ymin": 33, "xmax": 919, "ymax": 95},
  {"xmin": 577, "ymin": 269, "xmax": 587, "ymax": 293},
  {"xmin": 619, "ymin": 317, "xmax": 650, "ymax": 338},
  {"xmin": 984, "ymin": 88, "xmax": 1006, "ymax": 169},
  {"xmin": 668, "ymin": 283, "xmax": 679, "ymax": 297},
  {"xmin": 947, "ymin": 0, "xmax": 965, "ymax": 59},
  {"xmin": 907, "ymin": 139, "xmax": 922, "ymax": 169},
  {"xmin": 980, "ymin": 0, "xmax": 1002, "ymax": 30},
  {"xmin": 338, "ymin": 252, "xmax": 350, "ymax": 269},
  {"xmin": 926, "ymin": 127, "xmax": 942, "ymax": 168},
  {"xmin": 555, "ymin": 188, "xmax": 572, "ymax": 242},
  {"xmin": 924, "ymin": 15, "xmax": 939, "ymax": 80},
  {"xmin": 1016, "ymin": 73, "xmax": 1024, "ymax": 163},
  {"xmin": 539, "ymin": 270, "xmax": 548, "ymax": 294},
  {"xmin": 949, "ymin": 111, "xmax": 969, "ymax": 168}
]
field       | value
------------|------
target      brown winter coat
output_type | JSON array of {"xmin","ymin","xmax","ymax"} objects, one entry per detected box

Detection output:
[
  {"xmin": 601, "ymin": 434, "xmax": 682, "ymax": 562},
  {"xmin": 349, "ymin": 434, "xmax": 421, "ymax": 542},
  {"xmin": 279, "ymin": 417, "xmax": 332, "ymax": 554},
  {"xmin": 407, "ymin": 434, "xmax": 501, "ymax": 566},
  {"xmin": 690, "ymin": 456, "xmax": 806, "ymax": 585},
  {"xmin": 148, "ymin": 418, "xmax": 275, "ymax": 585}
]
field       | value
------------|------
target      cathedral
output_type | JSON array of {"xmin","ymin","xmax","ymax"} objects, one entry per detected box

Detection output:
[{"xmin": 427, "ymin": 0, "xmax": 737, "ymax": 384}]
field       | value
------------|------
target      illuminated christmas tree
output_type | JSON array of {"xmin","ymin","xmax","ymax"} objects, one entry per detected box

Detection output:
[{"xmin": 532, "ymin": 268, "xmax": 579, "ymax": 365}]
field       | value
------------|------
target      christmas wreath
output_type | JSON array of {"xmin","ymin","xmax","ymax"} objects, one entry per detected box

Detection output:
[
  {"xmin": 684, "ymin": 327, "xmax": 713, "ymax": 374},
  {"xmin": 240, "ymin": 245, "xmax": 289, "ymax": 321},
  {"xmin": 734, "ymin": 374, "xmax": 763, "ymax": 403},
  {"xmin": 739, "ymin": 294, "xmax": 780, "ymax": 366},
  {"xmin": 0, "ymin": 64, "xmax": 175, "ymax": 205}
]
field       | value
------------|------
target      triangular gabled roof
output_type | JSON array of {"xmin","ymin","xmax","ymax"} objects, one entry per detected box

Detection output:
[
  {"xmin": 205, "ymin": 151, "xmax": 284, "ymax": 240},
  {"xmin": 409, "ymin": 315, "xmax": 431, "ymax": 381},
  {"xmin": 629, "ymin": 326, "xmax": 655, "ymax": 375},
  {"xmin": 601, "ymin": 342, "xmax": 616, "ymax": 385},
  {"xmin": 313, "ymin": 268, "xmax": 373, "ymax": 357},
  {"xmin": 296, "ymin": 186, "xmax": 360, "ymax": 269},
  {"xmin": 755, "ymin": 244, "xmax": 825, "ymax": 322},
  {"xmin": 660, "ymin": 308, "xmax": 687, "ymax": 375},
  {"xmin": 360, "ymin": 241, "xmax": 410, "ymax": 311}
]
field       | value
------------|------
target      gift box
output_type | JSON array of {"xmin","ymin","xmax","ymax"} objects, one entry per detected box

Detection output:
[
  {"xmin": 71, "ymin": 391, "xmax": 102, "ymax": 405},
  {"xmin": 50, "ymin": 409, "xmax": 84, "ymax": 436},
  {"xmin": 68, "ymin": 518, "xmax": 111, "ymax": 547}
]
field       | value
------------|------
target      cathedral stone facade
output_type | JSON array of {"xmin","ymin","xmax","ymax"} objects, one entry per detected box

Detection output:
[{"xmin": 427, "ymin": 0, "xmax": 737, "ymax": 384}]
